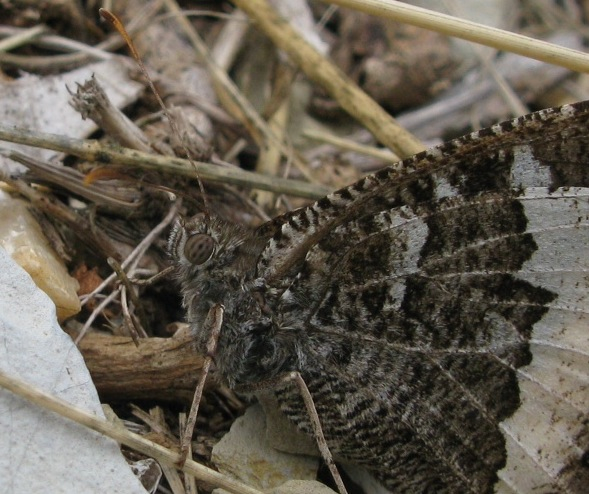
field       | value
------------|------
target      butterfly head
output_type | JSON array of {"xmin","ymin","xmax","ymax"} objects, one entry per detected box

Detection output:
[
  {"xmin": 168, "ymin": 213, "xmax": 276, "ymax": 380},
  {"xmin": 168, "ymin": 213, "xmax": 216, "ymax": 269},
  {"xmin": 167, "ymin": 212, "xmax": 267, "ymax": 314}
]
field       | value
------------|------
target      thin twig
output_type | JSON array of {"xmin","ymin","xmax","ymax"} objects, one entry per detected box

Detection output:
[
  {"xmin": 108, "ymin": 257, "xmax": 149, "ymax": 340},
  {"xmin": 303, "ymin": 129, "xmax": 400, "ymax": 163},
  {"xmin": 179, "ymin": 304, "xmax": 224, "ymax": 466},
  {"xmin": 0, "ymin": 370, "xmax": 264, "ymax": 494},
  {"xmin": 131, "ymin": 265, "xmax": 175, "ymax": 286},
  {"xmin": 80, "ymin": 200, "xmax": 179, "ymax": 308},
  {"xmin": 75, "ymin": 200, "xmax": 178, "ymax": 341},
  {"xmin": 0, "ymin": 126, "xmax": 330, "ymax": 199},
  {"xmin": 119, "ymin": 287, "xmax": 143, "ymax": 344},
  {"xmin": 76, "ymin": 288, "xmax": 120, "ymax": 344},
  {"xmin": 180, "ymin": 413, "xmax": 198, "ymax": 494}
]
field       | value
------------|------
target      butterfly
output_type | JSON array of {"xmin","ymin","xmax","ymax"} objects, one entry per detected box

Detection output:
[{"xmin": 168, "ymin": 100, "xmax": 589, "ymax": 493}]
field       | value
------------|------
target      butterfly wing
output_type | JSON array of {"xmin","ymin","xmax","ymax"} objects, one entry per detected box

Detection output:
[{"xmin": 257, "ymin": 102, "xmax": 589, "ymax": 493}]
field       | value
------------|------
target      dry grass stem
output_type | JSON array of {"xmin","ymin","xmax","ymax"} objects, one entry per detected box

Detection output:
[
  {"xmin": 161, "ymin": 0, "xmax": 315, "ymax": 181},
  {"xmin": 0, "ymin": 24, "xmax": 48, "ymax": 52},
  {"xmin": 232, "ymin": 0, "xmax": 426, "ymax": 158},
  {"xmin": 304, "ymin": 129, "xmax": 400, "ymax": 163},
  {"xmin": 0, "ymin": 126, "xmax": 330, "ymax": 199},
  {"xmin": 327, "ymin": 0, "xmax": 589, "ymax": 72},
  {"xmin": 0, "ymin": 370, "xmax": 263, "ymax": 494}
]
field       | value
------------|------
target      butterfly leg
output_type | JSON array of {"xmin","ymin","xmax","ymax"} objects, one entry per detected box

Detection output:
[
  {"xmin": 177, "ymin": 303, "xmax": 224, "ymax": 467},
  {"xmin": 235, "ymin": 372, "xmax": 349, "ymax": 494}
]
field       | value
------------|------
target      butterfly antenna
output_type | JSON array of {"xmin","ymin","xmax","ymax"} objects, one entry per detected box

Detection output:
[{"xmin": 99, "ymin": 8, "xmax": 210, "ymax": 218}]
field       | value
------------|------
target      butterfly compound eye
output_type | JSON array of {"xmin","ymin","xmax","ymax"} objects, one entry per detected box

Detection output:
[{"xmin": 184, "ymin": 234, "xmax": 215, "ymax": 265}]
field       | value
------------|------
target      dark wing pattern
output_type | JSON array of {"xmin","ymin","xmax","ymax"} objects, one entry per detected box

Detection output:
[{"xmin": 254, "ymin": 102, "xmax": 589, "ymax": 493}]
